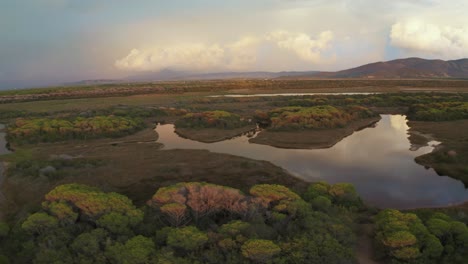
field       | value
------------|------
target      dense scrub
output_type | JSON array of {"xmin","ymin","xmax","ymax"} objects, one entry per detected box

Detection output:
[
  {"xmin": 85, "ymin": 106, "xmax": 188, "ymax": 119},
  {"xmin": 254, "ymin": 105, "xmax": 377, "ymax": 130},
  {"xmin": 197, "ymin": 93, "xmax": 468, "ymax": 109},
  {"xmin": 408, "ymin": 102, "xmax": 468, "ymax": 121},
  {"xmin": 175, "ymin": 110, "xmax": 250, "ymax": 129},
  {"xmin": 0, "ymin": 181, "xmax": 364, "ymax": 263},
  {"xmin": 6, "ymin": 116, "xmax": 145, "ymax": 144},
  {"xmin": 7, "ymin": 156, "xmax": 104, "ymax": 181},
  {"xmin": 374, "ymin": 209, "xmax": 468, "ymax": 263}
]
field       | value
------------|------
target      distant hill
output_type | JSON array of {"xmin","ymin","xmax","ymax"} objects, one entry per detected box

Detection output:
[
  {"xmin": 63, "ymin": 79, "xmax": 124, "ymax": 86},
  {"xmin": 288, "ymin": 58, "xmax": 468, "ymax": 79},
  {"xmin": 62, "ymin": 58, "xmax": 468, "ymax": 87},
  {"xmin": 125, "ymin": 70, "xmax": 320, "ymax": 81},
  {"xmin": 121, "ymin": 58, "xmax": 468, "ymax": 81}
]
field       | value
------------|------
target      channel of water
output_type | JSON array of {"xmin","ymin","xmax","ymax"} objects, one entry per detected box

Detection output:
[{"xmin": 155, "ymin": 115, "xmax": 468, "ymax": 209}]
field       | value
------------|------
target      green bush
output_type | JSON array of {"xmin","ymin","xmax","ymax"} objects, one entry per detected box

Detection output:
[
  {"xmin": 167, "ymin": 226, "xmax": 208, "ymax": 251},
  {"xmin": 374, "ymin": 209, "xmax": 468, "ymax": 263},
  {"xmin": 408, "ymin": 102, "xmax": 468, "ymax": 121},
  {"xmin": 258, "ymin": 105, "xmax": 377, "ymax": 130},
  {"xmin": 0, "ymin": 222, "xmax": 10, "ymax": 238},
  {"xmin": 175, "ymin": 110, "xmax": 249, "ymax": 129},
  {"xmin": 304, "ymin": 182, "xmax": 363, "ymax": 208},
  {"xmin": 7, "ymin": 115, "xmax": 144, "ymax": 144},
  {"xmin": 241, "ymin": 239, "xmax": 281, "ymax": 262}
]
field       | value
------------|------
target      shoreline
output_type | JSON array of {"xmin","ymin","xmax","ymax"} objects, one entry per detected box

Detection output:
[{"xmin": 408, "ymin": 119, "xmax": 468, "ymax": 186}]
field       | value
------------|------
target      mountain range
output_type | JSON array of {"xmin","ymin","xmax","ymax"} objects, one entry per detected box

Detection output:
[{"xmin": 65, "ymin": 57, "xmax": 468, "ymax": 86}]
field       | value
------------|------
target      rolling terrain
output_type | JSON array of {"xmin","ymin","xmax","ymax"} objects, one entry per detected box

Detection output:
[{"xmin": 288, "ymin": 58, "xmax": 468, "ymax": 79}]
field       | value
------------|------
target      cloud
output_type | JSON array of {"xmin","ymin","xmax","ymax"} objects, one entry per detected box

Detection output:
[
  {"xmin": 390, "ymin": 20, "xmax": 468, "ymax": 57},
  {"xmin": 225, "ymin": 37, "xmax": 261, "ymax": 70},
  {"xmin": 115, "ymin": 31, "xmax": 334, "ymax": 71},
  {"xmin": 267, "ymin": 31, "xmax": 334, "ymax": 62},
  {"xmin": 115, "ymin": 44, "xmax": 226, "ymax": 71}
]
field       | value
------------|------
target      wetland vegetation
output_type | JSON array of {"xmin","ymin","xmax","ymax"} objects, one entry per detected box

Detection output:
[
  {"xmin": 6, "ymin": 116, "xmax": 145, "ymax": 145},
  {"xmin": 0, "ymin": 80, "xmax": 468, "ymax": 263},
  {"xmin": 174, "ymin": 111, "xmax": 256, "ymax": 143}
]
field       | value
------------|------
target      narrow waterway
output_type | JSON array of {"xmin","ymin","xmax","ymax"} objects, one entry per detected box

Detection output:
[{"xmin": 155, "ymin": 115, "xmax": 468, "ymax": 209}]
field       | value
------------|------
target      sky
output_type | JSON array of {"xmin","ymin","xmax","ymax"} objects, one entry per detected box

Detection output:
[{"xmin": 1, "ymin": 0, "xmax": 468, "ymax": 89}]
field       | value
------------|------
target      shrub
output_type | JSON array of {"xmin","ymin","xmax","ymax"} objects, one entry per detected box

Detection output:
[
  {"xmin": 148, "ymin": 182, "xmax": 249, "ymax": 223},
  {"xmin": 408, "ymin": 102, "xmax": 468, "ymax": 121},
  {"xmin": 106, "ymin": 235, "xmax": 156, "ymax": 264},
  {"xmin": 261, "ymin": 105, "xmax": 377, "ymax": 130},
  {"xmin": 7, "ymin": 116, "xmax": 144, "ymax": 144},
  {"xmin": 304, "ymin": 182, "xmax": 362, "ymax": 208},
  {"xmin": 241, "ymin": 239, "xmax": 281, "ymax": 263},
  {"xmin": 22, "ymin": 212, "xmax": 58, "ymax": 235},
  {"xmin": 311, "ymin": 196, "xmax": 332, "ymax": 211},
  {"xmin": 0, "ymin": 222, "xmax": 9, "ymax": 238},
  {"xmin": 374, "ymin": 209, "xmax": 468, "ymax": 263},
  {"xmin": 167, "ymin": 226, "xmax": 208, "ymax": 251},
  {"xmin": 175, "ymin": 110, "xmax": 249, "ymax": 129},
  {"xmin": 250, "ymin": 184, "xmax": 302, "ymax": 214},
  {"xmin": 219, "ymin": 220, "xmax": 251, "ymax": 237}
]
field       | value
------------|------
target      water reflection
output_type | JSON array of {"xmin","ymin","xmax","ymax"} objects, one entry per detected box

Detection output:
[{"xmin": 155, "ymin": 115, "xmax": 468, "ymax": 209}]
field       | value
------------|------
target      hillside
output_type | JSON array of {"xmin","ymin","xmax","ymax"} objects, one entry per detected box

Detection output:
[{"xmin": 293, "ymin": 58, "xmax": 468, "ymax": 79}]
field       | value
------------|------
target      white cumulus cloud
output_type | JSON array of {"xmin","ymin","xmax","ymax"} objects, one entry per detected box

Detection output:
[
  {"xmin": 266, "ymin": 31, "xmax": 334, "ymax": 63},
  {"xmin": 115, "ymin": 44, "xmax": 225, "ymax": 71},
  {"xmin": 115, "ymin": 31, "xmax": 335, "ymax": 71},
  {"xmin": 224, "ymin": 37, "xmax": 261, "ymax": 70},
  {"xmin": 390, "ymin": 20, "xmax": 468, "ymax": 57}
]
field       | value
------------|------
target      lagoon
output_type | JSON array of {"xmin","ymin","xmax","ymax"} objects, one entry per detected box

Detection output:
[{"xmin": 155, "ymin": 115, "xmax": 468, "ymax": 209}]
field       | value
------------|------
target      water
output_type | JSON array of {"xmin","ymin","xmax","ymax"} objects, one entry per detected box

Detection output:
[
  {"xmin": 154, "ymin": 115, "xmax": 468, "ymax": 209},
  {"xmin": 208, "ymin": 92, "xmax": 378, "ymax": 98}
]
